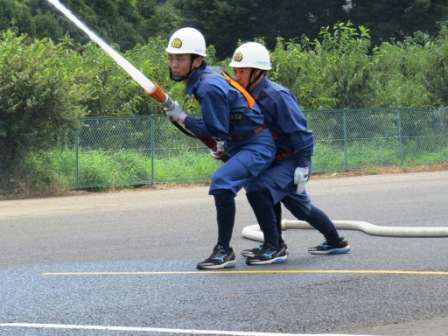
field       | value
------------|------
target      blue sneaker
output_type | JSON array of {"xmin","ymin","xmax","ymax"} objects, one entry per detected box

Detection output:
[
  {"xmin": 242, "ymin": 242, "xmax": 288, "ymax": 258},
  {"xmin": 308, "ymin": 237, "xmax": 350, "ymax": 255},
  {"xmin": 241, "ymin": 245, "xmax": 263, "ymax": 258},
  {"xmin": 246, "ymin": 243, "xmax": 288, "ymax": 265},
  {"xmin": 197, "ymin": 245, "xmax": 237, "ymax": 270}
]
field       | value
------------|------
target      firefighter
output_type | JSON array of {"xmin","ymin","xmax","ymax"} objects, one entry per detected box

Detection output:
[
  {"xmin": 229, "ymin": 42, "xmax": 350, "ymax": 263},
  {"xmin": 163, "ymin": 28, "xmax": 286, "ymax": 269}
]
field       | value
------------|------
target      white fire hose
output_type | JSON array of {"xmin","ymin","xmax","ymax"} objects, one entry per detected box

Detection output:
[{"xmin": 242, "ymin": 219, "xmax": 448, "ymax": 242}]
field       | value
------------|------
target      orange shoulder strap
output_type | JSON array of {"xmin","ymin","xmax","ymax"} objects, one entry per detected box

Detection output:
[{"xmin": 220, "ymin": 71, "xmax": 255, "ymax": 109}]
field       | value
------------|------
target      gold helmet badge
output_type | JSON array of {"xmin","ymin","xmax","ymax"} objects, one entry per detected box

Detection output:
[
  {"xmin": 233, "ymin": 52, "xmax": 243, "ymax": 62},
  {"xmin": 171, "ymin": 38, "xmax": 182, "ymax": 49}
]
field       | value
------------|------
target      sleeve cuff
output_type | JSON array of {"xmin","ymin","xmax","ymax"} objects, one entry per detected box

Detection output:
[
  {"xmin": 296, "ymin": 157, "xmax": 311, "ymax": 168},
  {"xmin": 178, "ymin": 112, "xmax": 187, "ymax": 123}
]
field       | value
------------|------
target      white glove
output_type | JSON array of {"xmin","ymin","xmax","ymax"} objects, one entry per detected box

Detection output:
[
  {"xmin": 210, "ymin": 141, "xmax": 227, "ymax": 160},
  {"xmin": 164, "ymin": 101, "xmax": 187, "ymax": 123},
  {"xmin": 294, "ymin": 166, "xmax": 309, "ymax": 194}
]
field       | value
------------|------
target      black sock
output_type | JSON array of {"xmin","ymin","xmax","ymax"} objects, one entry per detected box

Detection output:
[
  {"xmin": 247, "ymin": 189, "xmax": 279, "ymax": 247},
  {"xmin": 213, "ymin": 190, "xmax": 235, "ymax": 249}
]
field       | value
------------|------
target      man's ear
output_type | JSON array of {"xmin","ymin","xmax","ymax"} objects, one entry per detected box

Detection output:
[{"xmin": 192, "ymin": 56, "xmax": 204, "ymax": 68}]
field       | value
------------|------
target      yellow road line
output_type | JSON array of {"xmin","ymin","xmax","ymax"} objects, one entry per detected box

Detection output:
[{"xmin": 42, "ymin": 269, "xmax": 448, "ymax": 276}]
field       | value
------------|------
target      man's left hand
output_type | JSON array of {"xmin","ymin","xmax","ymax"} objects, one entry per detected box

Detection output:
[{"xmin": 294, "ymin": 166, "xmax": 309, "ymax": 194}]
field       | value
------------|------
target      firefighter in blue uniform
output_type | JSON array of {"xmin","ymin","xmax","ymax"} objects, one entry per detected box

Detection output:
[
  {"xmin": 163, "ymin": 28, "xmax": 283, "ymax": 269},
  {"xmin": 229, "ymin": 42, "xmax": 350, "ymax": 263}
]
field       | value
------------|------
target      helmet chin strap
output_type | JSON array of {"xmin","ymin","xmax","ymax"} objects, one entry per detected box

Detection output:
[
  {"xmin": 169, "ymin": 68, "xmax": 184, "ymax": 82},
  {"xmin": 169, "ymin": 67, "xmax": 196, "ymax": 82},
  {"xmin": 247, "ymin": 69, "xmax": 265, "ymax": 91},
  {"xmin": 169, "ymin": 55, "xmax": 199, "ymax": 82}
]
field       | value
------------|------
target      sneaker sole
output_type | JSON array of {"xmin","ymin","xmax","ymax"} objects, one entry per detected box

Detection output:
[
  {"xmin": 308, "ymin": 245, "xmax": 351, "ymax": 255},
  {"xmin": 241, "ymin": 248, "xmax": 262, "ymax": 258},
  {"xmin": 242, "ymin": 249, "xmax": 288, "ymax": 258},
  {"xmin": 246, "ymin": 255, "xmax": 288, "ymax": 265},
  {"xmin": 197, "ymin": 260, "xmax": 237, "ymax": 270},
  {"xmin": 241, "ymin": 252, "xmax": 257, "ymax": 258}
]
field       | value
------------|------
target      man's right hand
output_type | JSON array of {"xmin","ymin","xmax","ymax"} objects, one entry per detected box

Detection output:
[
  {"xmin": 210, "ymin": 141, "xmax": 228, "ymax": 161},
  {"xmin": 164, "ymin": 101, "xmax": 186, "ymax": 123}
]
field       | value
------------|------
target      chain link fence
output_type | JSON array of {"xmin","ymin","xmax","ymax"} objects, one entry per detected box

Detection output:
[
  {"xmin": 1, "ymin": 108, "xmax": 447, "ymax": 193},
  {"xmin": 0, "ymin": 122, "xmax": 12, "ymax": 194}
]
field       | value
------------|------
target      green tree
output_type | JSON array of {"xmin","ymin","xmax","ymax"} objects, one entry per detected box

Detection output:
[
  {"xmin": 349, "ymin": 0, "xmax": 448, "ymax": 46},
  {"xmin": 0, "ymin": 30, "xmax": 88, "ymax": 154},
  {"xmin": 269, "ymin": 22, "xmax": 372, "ymax": 109},
  {"xmin": 170, "ymin": 0, "xmax": 348, "ymax": 58},
  {"xmin": 76, "ymin": 42, "xmax": 150, "ymax": 117},
  {"xmin": 0, "ymin": 0, "xmax": 35, "ymax": 36},
  {"xmin": 136, "ymin": 0, "xmax": 178, "ymax": 42},
  {"xmin": 369, "ymin": 25, "xmax": 448, "ymax": 109},
  {"xmin": 32, "ymin": 10, "xmax": 65, "ymax": 42},
  {"xmin": 26, "ymin": 0, "xmax": 148, "ymax": 50}
]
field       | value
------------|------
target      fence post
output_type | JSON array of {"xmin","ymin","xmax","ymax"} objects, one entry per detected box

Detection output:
[
  {"xmin": 397, "ymin": 109, "xmax": 404, "ymax": 165},
  {"xmin": 150, "ymin": 115, "xmax": 155, "ymax": 185},
  {"xmin": 75, "ymin": 122, "xmax": 80, "ymax": 189},
  {"xmin": 343, "ymin": 110, "xmax": 349, "ymax": 170}
]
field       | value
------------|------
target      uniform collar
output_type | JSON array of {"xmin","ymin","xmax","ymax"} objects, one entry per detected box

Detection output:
[
  {"xmin": 251, "ymin": 76, "xmax": 270, "ymax": 99},
  {"xmin": 185, "ymin": 67, "xmax": 206, "ymax": 96}
]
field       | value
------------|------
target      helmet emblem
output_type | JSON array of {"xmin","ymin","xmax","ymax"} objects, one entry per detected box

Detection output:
[
  {"xmin": 171, "ymin": 38, "xmax": 182, "ymax": 49},
  {"xmin": 233, "ymin": 52, "xmax": 243, "ymax": 62}
]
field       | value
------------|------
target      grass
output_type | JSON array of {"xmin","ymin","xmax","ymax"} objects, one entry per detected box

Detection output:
[{"xmin": 8, "ymin": 140, "xmax": 448, "ymax": 195}]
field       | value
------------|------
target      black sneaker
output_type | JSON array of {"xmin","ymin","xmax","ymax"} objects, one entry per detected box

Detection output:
[
  {"xmin": 241, "ymin": 245, "xmax": 263, "ymax": 258},
  {"xmin": 246, "ymin": 243, "xmax": 288, "ymax": 265},
  {"xmin": 241, "ymin": 242, "xmax": 288, "ymax": 258},
  {"xmin": 308, "ymin": 237, "xmax": 350, "ymax": 255},
  {"xmin": 197, "ymin": 245, "xmax": 237, "ymax": 270}
]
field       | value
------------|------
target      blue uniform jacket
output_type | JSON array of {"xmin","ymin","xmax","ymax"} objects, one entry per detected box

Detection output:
[
  {"xmin": 251, "ymin": 76, "xmax": 314, "ymax": 167},
  {"xmin": 183, "ymin": 67, "xmax": 270, "ymax": 154},
  {"xmin": 182, "ymin": 67, "xmax": 275, "ymax": 195},
  {"xmin": 246, "ymin": 76, "xmax": 314, "ymax": 207}
]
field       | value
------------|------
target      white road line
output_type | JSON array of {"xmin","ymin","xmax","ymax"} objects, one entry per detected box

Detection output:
[
  {"xmin": 0, "ymin": 323, "xmax": 379, "ymax": 336},
  {"xmin": 42, "ymin": 269, "xmax": 448, "ymax": 276}
]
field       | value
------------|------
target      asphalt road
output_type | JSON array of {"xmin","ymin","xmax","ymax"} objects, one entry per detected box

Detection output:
[{"xmin": 0, "ymin": 171, "xmax": 447, "ymax": 336}]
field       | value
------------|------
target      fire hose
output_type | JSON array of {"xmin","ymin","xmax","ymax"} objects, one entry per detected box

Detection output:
[
  {"xmin": 46, "ymin": 0, "xmax": 219, "ymax": 153},
  {"xmin": 47, "ymin": 1, "xmax": 448, "ymax": 242},
  {"xmin": 242, "ymin": 219, "xmax": 448, "ymax": 242}
]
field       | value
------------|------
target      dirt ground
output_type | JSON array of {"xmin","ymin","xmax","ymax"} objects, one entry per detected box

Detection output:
[{"xmin": 2, "ymin": 163, "xmax": 448, "ymax": 201}]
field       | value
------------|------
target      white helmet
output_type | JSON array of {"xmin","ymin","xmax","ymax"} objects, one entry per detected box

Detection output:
[
  {"xmin": 166, "ymin": 27, "xmax": 207, "ymax": 56},
  {"xmin": 229, "ymin": 42, "xmax": 271, "ymax": 70}
]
